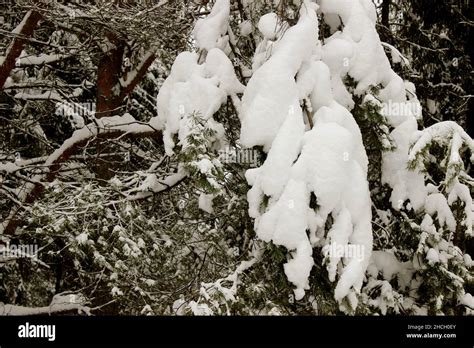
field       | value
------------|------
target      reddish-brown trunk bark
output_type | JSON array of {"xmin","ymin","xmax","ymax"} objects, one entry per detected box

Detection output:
[{"xmin": 0, "ymin": 11, "xmax": 42, "ymax": 89}]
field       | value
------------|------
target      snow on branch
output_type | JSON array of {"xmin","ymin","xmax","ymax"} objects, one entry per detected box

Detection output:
[
  {"xmin": 17, "ymin": 53, "xmax": 71, "ymax": 66},
  {"xmin": 14, "ymin": 90, "xmax": 62, "ymax": 102},
  {"xmin": 0, "ymin": 114, "xmax": 163, "ymax": 236},
  {"xmin": 134, "ymin": 169, "xmax": 187, "ymax": 194},
  {"xmin": 409, "ymin": 121, "xmax": 474, "ymax": 166},
  {"xmin": 1, "ymin": 293, "xmax": 90, "ymax": 316},
  {"xmin": 119, "ymin": 50, "xmax": 157, "ymax": 98},
  {"xmin": 381, "ymin": 42, "xmax": 410, "ymax": 66},
  {"xmin": 0, "ymin": 303, "xmax": 89, "ymax": 316}
]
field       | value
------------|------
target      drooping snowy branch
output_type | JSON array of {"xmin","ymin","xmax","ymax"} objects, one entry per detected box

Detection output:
[{"xmin": 238, "ymin": 1, "xmax": 376, "ymax": 310}]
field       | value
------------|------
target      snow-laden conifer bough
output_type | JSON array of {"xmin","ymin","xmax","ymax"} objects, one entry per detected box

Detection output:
[{"xmin": 149, "ymin": 0, "xmax": 474, "ymax": 315}]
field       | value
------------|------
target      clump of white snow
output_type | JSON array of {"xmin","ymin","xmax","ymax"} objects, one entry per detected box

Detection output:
[
  {"xmin": 193, "ymin": 0, "xmax": 230, "ymax": 52},
  {"xmin": 239, "ymin": 20, "xmax": 253, "ymax": 37},
  {"xmin": 198, "ymin": 193, "xmax": 214, "ymax": 214},
  {"xmin": 258, "ymin": 13, "xmax": 279, "ymax": 40}
]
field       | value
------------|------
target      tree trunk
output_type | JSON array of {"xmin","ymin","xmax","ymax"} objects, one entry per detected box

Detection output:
[
  {"xmin": 0, "ymin": 10, "xmax": 42, "ymax": 88},
  {"xmin": 380, "ymin": 0, "xmax": 392, "ymax": 44}
]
